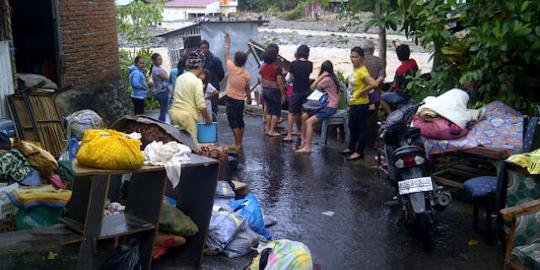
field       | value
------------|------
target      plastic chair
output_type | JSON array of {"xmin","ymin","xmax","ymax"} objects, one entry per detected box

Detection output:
[
  {"xmin": 320, "ymin": 110, "xmax": 348, "ymax": 144},
  {"xmin": 320, "ymin": 91, "xmax": 350, "ymax": 145}
]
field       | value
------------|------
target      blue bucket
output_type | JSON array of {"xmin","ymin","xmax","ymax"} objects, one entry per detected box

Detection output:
[{"xmin": 197, "ymin": 122, "xmax": 218, "ymax": 143}]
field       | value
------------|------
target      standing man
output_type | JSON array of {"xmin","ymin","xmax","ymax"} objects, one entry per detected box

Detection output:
[
  {"xmin": 224, "ymin": 33, "xmax": 251, "ymax": 150},
  {"xmin": 362, "ymin": 40, "xmax": 385, "ymax": 148},
  {"xmin": 200, "ymin": 40, "xmax": 225, "ymax": 120}
]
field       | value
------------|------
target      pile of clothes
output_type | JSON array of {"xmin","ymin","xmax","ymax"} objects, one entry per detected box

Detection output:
[{"xmin": 413, "ymin": 89, "xmax": 483, "ymax": 140}]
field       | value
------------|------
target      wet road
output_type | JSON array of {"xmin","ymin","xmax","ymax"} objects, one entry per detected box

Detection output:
[{"xmin": 196, "ymin": 114, "xmax": 502, "ymax": 269}]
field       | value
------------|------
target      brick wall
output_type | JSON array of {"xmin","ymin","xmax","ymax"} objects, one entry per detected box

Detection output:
[{"xmin": 58, "ymin": 0, "xmax": 120, "ymax": 89}]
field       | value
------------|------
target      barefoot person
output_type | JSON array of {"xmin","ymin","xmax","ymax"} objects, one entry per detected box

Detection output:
[
  {"xmin": 296, "ymin": 61, "xmax": 340, "ymax": 153},
  {"xmin": 169, "ymin": 50, "xmax": 212, "ymax": 146},
  {"xmin": 224, "ymin": 33, "xmax": 252, "ymax": 149},
  {"xmin": 260, "ymin": 46, "xmax": 285, "ymax": 136},
  {"xmin": 283, "ymin": 45, "xmax": 312, "ymax": 142},
  {"xmin": 342, "ymin": 47, "xmax": 379, "ymax": 160}
]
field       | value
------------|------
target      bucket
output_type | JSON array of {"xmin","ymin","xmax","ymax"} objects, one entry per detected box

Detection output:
[{"xmin": 197, "ymin": 122, "xmax": 218, "ymax": 144}]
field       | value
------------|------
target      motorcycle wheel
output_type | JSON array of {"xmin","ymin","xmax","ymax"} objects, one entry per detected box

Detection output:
[{"xmin": 414, "ymin": 213, "xmax": 433, "ymax": 250}]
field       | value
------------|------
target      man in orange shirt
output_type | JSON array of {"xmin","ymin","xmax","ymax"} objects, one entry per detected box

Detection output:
[{"xmin": 224, "ymin": 33, "xmax": 252, "ymax": 149}]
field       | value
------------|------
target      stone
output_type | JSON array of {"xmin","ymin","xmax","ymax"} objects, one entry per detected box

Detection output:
[{"xmin": 55, "ymin": 77, "xmax": 129, "ymax": 125}]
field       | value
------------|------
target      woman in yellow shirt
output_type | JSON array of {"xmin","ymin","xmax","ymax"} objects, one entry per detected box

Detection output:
[
  {"xmin": 169, "ymin": 50, "xmax": 212, "ymax": 146},
  {"xmin": 343, "ymin": 47, "xmax": 379, "ymax": 160}
]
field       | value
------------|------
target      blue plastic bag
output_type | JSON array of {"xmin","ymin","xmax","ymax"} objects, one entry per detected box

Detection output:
[{"xmin": 229, "ymin": 193, "xmax": 272, "ymax": 240}]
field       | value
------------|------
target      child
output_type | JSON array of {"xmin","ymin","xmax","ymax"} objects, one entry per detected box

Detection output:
[{"xmin": 199, "ymin": 69, "xmax": 219, "ymax": 117}]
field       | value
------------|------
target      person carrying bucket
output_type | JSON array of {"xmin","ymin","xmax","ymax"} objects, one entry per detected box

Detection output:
[
  {"xmin": 223, "ymin": 32, "xmax": 252, "ymax": 150},
  {"xmin": 169, "ymin": 49, "xmax": 213, "ymax": 146}
]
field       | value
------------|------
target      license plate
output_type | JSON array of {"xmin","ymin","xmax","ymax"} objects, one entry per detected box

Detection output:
[{"xmin": 398, "ymin": 177, "xmax": 433, "ymax": 195}]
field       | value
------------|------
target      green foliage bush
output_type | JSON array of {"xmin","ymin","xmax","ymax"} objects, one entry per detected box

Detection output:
[{"xmin": 399, "ymin": 0, "xmax": 540, "ymax": 113}]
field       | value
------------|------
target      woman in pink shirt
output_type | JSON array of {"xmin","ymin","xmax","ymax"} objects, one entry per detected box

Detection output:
[{"xmin": 296, "ymin": 61, "xmax": 339, "ymax": 153}]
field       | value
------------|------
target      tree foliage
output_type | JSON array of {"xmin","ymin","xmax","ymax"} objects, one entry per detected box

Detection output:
[
  {"xmin": 116, "ymin": 0, "xmax": 165, "ymax": 48},
  {"xmin": 400, "ymin": 0, "xmax": 540, "ymax": 113}
]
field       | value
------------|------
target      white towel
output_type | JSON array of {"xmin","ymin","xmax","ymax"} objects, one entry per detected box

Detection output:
[{"xmin": 143, "ymin": 141, "xmax": 191, "ymax": 188}]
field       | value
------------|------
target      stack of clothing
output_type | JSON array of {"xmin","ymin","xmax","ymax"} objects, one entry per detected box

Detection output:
[{"xmin": 7, "ymin": 185, "xmax": 71, "ymax": 209}]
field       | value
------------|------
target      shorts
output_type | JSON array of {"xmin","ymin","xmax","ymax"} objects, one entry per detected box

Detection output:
[
  {"xmin": 262, "ymin": 87, "xmax": 282, "ymax": 116},
  {"xmin": 381, "ymin": 92, "xmax": 406, "ymax": 105},
  {"xmin": 289, "ymin": 92, "xmax": 308, "ymax": 113},
  {"xmin": 226, "ymin": 96, "xmax": 245, "ymax": 129},
  {"xmin": 314, "ymin": 107, "xmax": 337, "ymax": 120}
]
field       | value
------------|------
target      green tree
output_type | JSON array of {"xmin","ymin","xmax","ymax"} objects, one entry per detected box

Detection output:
[
  {"xmin": 399, "ymin": 0, "xmax": 540, "ymax": 113},
  {"xmin": 348, "ymin": 0, "xmax": 400, "ymax": 64},
  {"xmin": 116, "ymin": 0, "xmax": 165, "ymax": 48}
]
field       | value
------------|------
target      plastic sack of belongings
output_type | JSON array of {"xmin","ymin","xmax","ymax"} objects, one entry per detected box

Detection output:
[
  {"xmin": 76, "ymin": 129, "xmax": 144, "ymax": 170},
  {"xmin": 205, "ymin": 207, "xmax": 263, "ymax": 258},
  {"xmin": 65, "ymin": 110, "xmax": 103, "ymax": 140},
  {"xmin": 247, "ymin": 239, "xmax": 314, "ymax": 270}
]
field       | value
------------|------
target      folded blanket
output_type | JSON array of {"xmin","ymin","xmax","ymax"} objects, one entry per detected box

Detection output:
[{"xmin": 8, "ymin": 185, "xmax": 72, "ymax": 209}]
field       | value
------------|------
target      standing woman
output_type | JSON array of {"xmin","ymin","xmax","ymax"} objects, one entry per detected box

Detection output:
[
  {"xmin": 343, "ymin": 47, "xmax": 378, "ymax": 160},
  {"xmin": 169, "ymin": 50, "xmax": 212, "ymax": 146},
  {"xmin": 283, "ymin": 45, "xmax": 312, "ymax": 142},
  {"xmin": 149, "ymin": 53, "xmax": 170, "ymax": 121},
  {"xmin": 296, "ymin": 61, "xmax": 340, "ymax": 153},
  {"xmin": 128, "ymin": 56, "xmax": 149, "ymax": 115},
  {"xmin": 260, "ymin": 47, "xmax": 285, "ymax": 137}
]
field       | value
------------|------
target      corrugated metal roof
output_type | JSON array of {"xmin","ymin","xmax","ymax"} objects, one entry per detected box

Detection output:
[
  {"xmin": 165, "ymin": 0, "xmax": 217, "ymax": 8},
  {"xmin": 156, "ymin": 20, "xmax": 268, "ymax": 38}
]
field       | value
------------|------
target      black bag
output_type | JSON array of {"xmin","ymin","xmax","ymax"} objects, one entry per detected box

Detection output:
[
  {"xmin": 99, "ymin": 238, "xmax": 141, "ymax": 270},
  {"xmin": 301, "ymin": 90, "xmax": 328, "ymax": 114}
]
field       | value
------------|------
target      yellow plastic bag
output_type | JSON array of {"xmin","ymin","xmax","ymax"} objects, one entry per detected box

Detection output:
[{"xmin": 76, "ymin": 129, "xmax": 144, "ymax": 170}]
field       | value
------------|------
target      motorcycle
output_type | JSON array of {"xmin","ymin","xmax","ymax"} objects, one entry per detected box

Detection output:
[{"xmin": 380, "ymin": 102, "xmax": 452, "ymax": 249}]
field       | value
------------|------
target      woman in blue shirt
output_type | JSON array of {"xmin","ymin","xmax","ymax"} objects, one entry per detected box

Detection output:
[{"xmin": 128, "ymin": 56, "xmax": 149, "ymax": 114}]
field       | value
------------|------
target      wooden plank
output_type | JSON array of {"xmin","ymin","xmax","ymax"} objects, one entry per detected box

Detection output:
[
  {"xmin": 432, "ymin": 175, "xmax": 465, "ymax": 189},
  {"xmin": 60, "ymin": 214, "xmax": 154, "ymax": 240},
  {"xmin": 72, "ymin": 155, "xmax": 217, "ymax": 177},
  {"xmin": 77, "ymin": 175, "xmax": 109, "ymax": 270},
  {"xmin": 500, "ymin": 199, "xmax": 540, "ymax": 221},
  {"xmin": 0, "ymin": 224, "xmax": 81, "ymax": 256}
]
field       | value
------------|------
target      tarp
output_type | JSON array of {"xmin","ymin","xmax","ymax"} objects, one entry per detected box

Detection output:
[
  {"xmin": 425, "ymin": 101, "xmax": 523, "ymax": 156},
  {"xmin": 200, "ymin": 23, "xmax": 261, "ymax": 89}
]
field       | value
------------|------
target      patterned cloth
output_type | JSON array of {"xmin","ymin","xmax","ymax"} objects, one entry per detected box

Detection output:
[
  {"xmin": 464, "ymin": 176, "xmax": 497, "ymax": 197},
  {"xmin": 249, "ymin": 239, "xmax": 313, "ymax": 270},
  {"xmin": 425, "ymin": 101, "xmax": 523, "ymax": 156},
  {"xmin": 0, "ymin": 149, "xmax": 32, "ymax": 182},
  {"xmin": 505, "ymin": 167, "xmax": 540, "ymax": 248},
  {"xmin": 186, "ymin": 49, "xmax": 206, "ymax": 69},
  {"xmin": 512, "ymin": 241, "xmax": 540, "ymax": 270}
]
